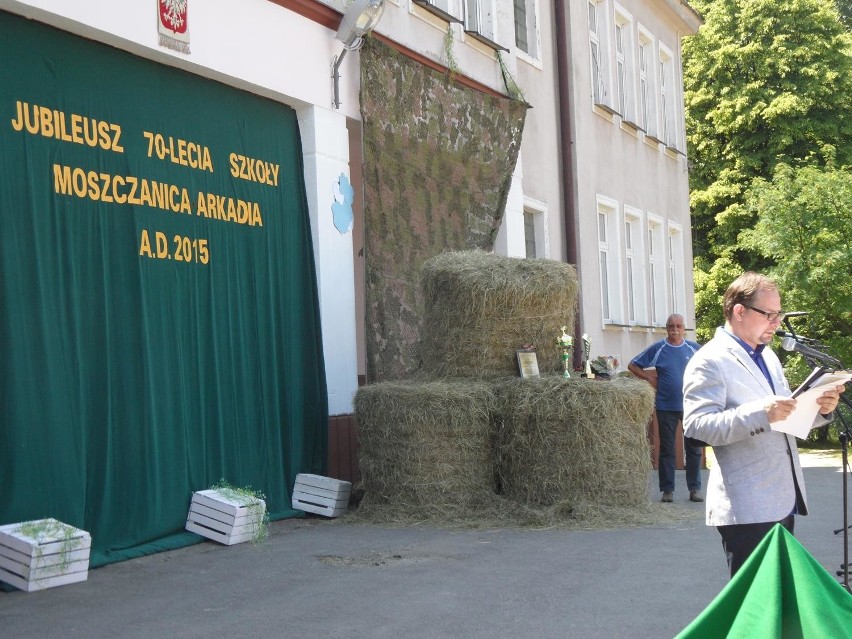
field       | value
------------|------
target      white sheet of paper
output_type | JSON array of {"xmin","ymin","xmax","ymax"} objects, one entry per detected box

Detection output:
[{"xmin": 771, "ymin": 371, "xmax": 852, "ymax": 438}]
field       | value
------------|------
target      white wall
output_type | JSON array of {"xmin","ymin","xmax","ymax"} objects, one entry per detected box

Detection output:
[
  {"xmin": 0, "ymin": 0, "xmax": 354, "ymax": 114},
  {"xmin": 298, "ymin": 107, "xmax": 360, "ymax": 415},
  {"xmin": 566, "ymin": 0, "xmax": 699, "ymax": 367},
  {"xmin": 494, "ymin": 158, "xmax": 527, "ymax": 257}
]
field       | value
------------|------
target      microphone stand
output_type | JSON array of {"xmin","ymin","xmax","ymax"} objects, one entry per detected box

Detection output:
[
  {"xmin": 779, "ymin": 319, "xmax": 852, "ymax": 589},
  {"xmin": 830, "ymin": 390, "xmax": 852, "ymax": 593},
  {"xmin": 841, "ymin": 429, "xmax": 850, "ymax": 592},
  {"xmin": 788, "ymin": 337, "xmax": 851, "ymax": 591}
]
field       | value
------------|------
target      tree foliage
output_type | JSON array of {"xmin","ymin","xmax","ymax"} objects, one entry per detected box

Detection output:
[
  {"xmin": 683, "ymin": 0, "xmax": 852, "ymax": 342},
  {"xmin": 838, "ymin": 0, "xmax": 852, "ymax": 30},
  {"xmin": 739, "ymin": 164, "xmax": 852, "ymax": 368}
]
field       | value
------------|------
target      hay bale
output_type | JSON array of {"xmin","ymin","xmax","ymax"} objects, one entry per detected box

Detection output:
[
  {"xmin": 354, "ymin": 378, "xmax": 497, "ymax": 514},
  {"xmin": 496, "ymin": 375, "xmax": 654, "ymax": 508},
  {"xmin": 419, "ymin": 250, "xmax": 578, "ymax": 378}
]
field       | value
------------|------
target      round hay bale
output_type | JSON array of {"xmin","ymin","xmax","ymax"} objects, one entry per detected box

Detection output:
[
  {"xmin": 496, "ymin": 375, "xmax": 654, "ymax": 508},
  {"xmin": 354, "ymin": 378, "xmax": 497, "ymax": 513},
  {"xmin": 419, "ymin": 250, "xmax": 578, "ymax": 378}
]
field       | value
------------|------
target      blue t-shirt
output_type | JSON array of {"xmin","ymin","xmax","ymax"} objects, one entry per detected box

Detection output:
[{"xmin": 630, "ymin": 339, "xmax": 701, "ymax": 411}]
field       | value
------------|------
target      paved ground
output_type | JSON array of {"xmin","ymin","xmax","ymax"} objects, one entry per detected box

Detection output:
[{"xmin": 1, "ymin": 453, "xmax": 850, "ymax": 638}]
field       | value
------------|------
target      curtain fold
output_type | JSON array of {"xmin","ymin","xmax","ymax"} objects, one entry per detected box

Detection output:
[{"xmin": 0, "ymin": 10, "xmax": 327, "ymax": 567}]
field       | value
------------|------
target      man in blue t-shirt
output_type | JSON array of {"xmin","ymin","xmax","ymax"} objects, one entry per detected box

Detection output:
[{"xmin": 628, "ymin": 314, "xmax": 703, "ymax": 503}]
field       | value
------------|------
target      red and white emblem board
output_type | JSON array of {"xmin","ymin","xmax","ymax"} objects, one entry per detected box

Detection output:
[{"xmin": 158, "ymin": 0, "xmax": 190, "ymax": 54}]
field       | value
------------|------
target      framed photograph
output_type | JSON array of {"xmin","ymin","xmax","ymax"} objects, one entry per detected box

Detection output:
[{"xmin": 516, "ymin": 349, "xmax": 540, "ymax": 378}]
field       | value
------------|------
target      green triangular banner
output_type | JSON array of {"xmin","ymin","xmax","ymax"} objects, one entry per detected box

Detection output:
[{"xmin": 677, "ymin": 524, "xmax": 852, "ymax": 638}]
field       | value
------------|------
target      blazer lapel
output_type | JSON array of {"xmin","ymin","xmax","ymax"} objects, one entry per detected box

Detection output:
[{"xmin": 720, "ymin": 332, "xmax": 774, "ymax": 395}]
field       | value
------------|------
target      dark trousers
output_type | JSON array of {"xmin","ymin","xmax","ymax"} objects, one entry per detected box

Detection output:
[
  {"xmin": 657, "ymin": 410, "xmax": 703, "ymax": 493},
  {"xmin": 717, "ymin": 515, "xmax": 795, "ymax": 578}
]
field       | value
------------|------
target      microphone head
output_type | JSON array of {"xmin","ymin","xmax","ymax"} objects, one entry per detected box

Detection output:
[{"xmin": 781, "ymin": 336, "xmax": 796, "ymax": 352}]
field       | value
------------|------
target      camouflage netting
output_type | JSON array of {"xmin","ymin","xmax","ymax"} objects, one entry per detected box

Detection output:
[
  {"xmin": 359, "ymin": 37, "xmax": 528, "ymax": 382},
  {"xmin": 420, "ymin": 250, "xmax": 578, "ymax": 378},
  {"xmin": 496, "ymin": 376, "xmax": 655, "ymax": 508}
]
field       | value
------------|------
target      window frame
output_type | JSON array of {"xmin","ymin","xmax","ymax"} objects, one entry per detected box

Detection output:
[
  {"xmin": 596, "ymin": 196, "xmax": 623, "ymax": 324},
  {"xmin": 522, "ymin": 196, "xmax": 549, "ymax": 259},
  {"xmin": 623, "ymin": 206, "xmax": 646, "ymax": 325},
  {"xmin": 413, "ymin": 0, "xmax": 464, "ymax": 23},
  {"xmin": 614, "ymin": 4, "xmax": 637, "ymax": 127},
  {"xmin": 667, "ymin": 221, "xmax": 686, "ymax": 316},
  {"xmin": 647, "ymin": 213, "xmax": 667, "ymax": 327},
  {"xmin": 659, "ymin": 42, "xmax": 678, "ymax": 150},
  {"xmin": 588, "ymin": 0, "xmax": 616, "ymax": 113},
  {"xmin": 465, "ymin": 0, "xmax": 508, "ymax": 51},
  {"xmin": 513, "ymin": 0, "xmax": 541, "ymax": 62},
  {"xmin": 637, "ymin": 25, "xmax": 660, "ymax": 142}
]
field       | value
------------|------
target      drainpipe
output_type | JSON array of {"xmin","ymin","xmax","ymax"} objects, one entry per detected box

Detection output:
[{"xmin": 554, "ymin": 0, "xmax": 583, "ymax": 364}]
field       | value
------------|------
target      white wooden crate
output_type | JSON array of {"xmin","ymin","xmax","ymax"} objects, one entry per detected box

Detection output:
[
  {"xmin": 185, "ymin": 489, "xmax": 266, "ymax": 546},
  {"xmin": 292, "ymin": 474, "xmax": 352, "ymax": 518},
  {"xmin": 0, "ymin": 518, "xmax": 91, "ymax": 592}
]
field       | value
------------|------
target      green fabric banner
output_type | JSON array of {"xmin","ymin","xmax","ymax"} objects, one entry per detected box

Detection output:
[
  {"xmin": 676, "ymin": 524, "xmax": 852, "ymax": 637},
  {"xmin": 0, "ymin": 11, "xmax": 327, "ymax": 567}
]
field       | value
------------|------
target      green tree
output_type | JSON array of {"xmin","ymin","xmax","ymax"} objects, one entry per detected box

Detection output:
[
  {"xmin": 739, "ymin": 163, "xmax": 852, "ymax": 443},
  {"xmin": 838, "ymin": 0, "xmax": 852, "ymax": 29},
  {"xmin": 683, "ymin": 0, "xmax": 852, "ymax": 339},
  {"xmin": 739, "ymin": 164, "xmax": 852, "ymax": 369},
  {"xmin": 692, "ymin": 252, "xmax": 741, "ymax": 343}
]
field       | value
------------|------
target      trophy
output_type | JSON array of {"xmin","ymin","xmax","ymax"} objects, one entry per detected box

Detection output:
[
  {"xmin": 582, "ymin": 333, "xmax": 594, "ymax": 378},
  {"xmin": 557, "ymin": 326, "xmax": 573, "ymax": 379}
]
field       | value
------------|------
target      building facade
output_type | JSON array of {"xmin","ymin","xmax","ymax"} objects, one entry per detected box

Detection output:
[
  {"xmin": 0, "ymin": 0, "xmax": 701, "ymax": 475},
  {"xmin": 578, "ymin": 0, "xmax": 701, "ymax": 368}
]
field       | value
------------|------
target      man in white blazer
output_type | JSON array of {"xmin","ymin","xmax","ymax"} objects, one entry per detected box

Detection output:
[{"xmin": 683, "ymin": 272, "xmax": 844, "ymax": 577}]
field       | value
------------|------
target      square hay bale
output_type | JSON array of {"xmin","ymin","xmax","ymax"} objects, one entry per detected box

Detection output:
[
  {"xmin": 292, "ymin": 474, "xmax": 352, "ymax": 518},
  {"xmin": 496, "ymin": 376, "xmax": 654, "ymax": 508},
  {"xmin": 354, "ymin": 379, "xmax": 497, "ymax": 510},
  {"xmin": 0, "ymin": 518, "xmax": 91, "ymax": 592},
  {"xmin": 185, "ymin": 489, "xmax": 266, "ymax": 546},
  {"xmin": 419, "ymin": 250, "xmax": 578, "ymax": 379}
]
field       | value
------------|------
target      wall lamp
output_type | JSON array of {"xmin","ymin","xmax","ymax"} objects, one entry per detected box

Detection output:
[{"xmin": 332, "ymin": 0, "xmax": 386, "ymax": 109}]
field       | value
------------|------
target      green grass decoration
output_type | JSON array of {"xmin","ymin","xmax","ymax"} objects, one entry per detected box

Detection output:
[
  {"xmin": 18, "ymin": 519, "xmax": 84, "ymax": 572},
  {"xmin": 209, "ymin": 479, "xmax": 269, "ymax": 544}
]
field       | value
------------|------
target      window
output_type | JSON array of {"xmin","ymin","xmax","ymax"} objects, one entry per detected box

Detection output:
[
  {"xmin": 522, "ymin": 197, "xmax": 548, "ymax": 258},
  {"xmin": 614, "ymin": 6, "xmax": 636, "ymax": 124},
  {"xmin": 668, "ymin": 222, "xmax": 685, "ymax": 315},
  {"xmin": 638, "ymin": 27, "xmax": 658, "ymax": 139},
  {"xmin": 413, "ymin": 0, "xmax": 464, "ymax": 23},
  {"xmin": 465, "ymin": 0, "xmax": 506, "ymax": 50},
  {"xmin": 523, "ymin": 212, "xmax": 536, "ymax": 258},
  {"xmin": 514, "ymin": 0, "xmax": 540, "ymax": 59},
  {"xmin": 599, "ymin": 211, "xmax": 611, "ymax": 320},
  {"xmin": 588, "ymin": 0, "xmax": 613, "ymax": 110},
  {"xmin": 659, "ymin": 44, "xmax": 677, "ymax": 149},
  {"xmin": 647, "ymin": 214, "xmax": 666, "ymax": 326},
  {"xmin": 597, "ymin": 198, "xmax": 622, "ymax": 323},
  {"xmin": 624, "ymin": 207, "xmax": 646, "ymax": 324}
]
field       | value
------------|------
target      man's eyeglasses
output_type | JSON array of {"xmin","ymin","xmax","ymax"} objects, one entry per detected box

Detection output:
[{"xmin": 743, "ymin": 305, "xmax": 786, "ymax": 322}]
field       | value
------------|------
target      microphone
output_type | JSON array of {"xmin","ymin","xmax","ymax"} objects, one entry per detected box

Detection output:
[
  {"xmin": 775, "ymin": 330, "xmax": 819, "ymax": 345},
  {"xmin": 781, "ymin": 337, "xmax": 841, "ymax": 367}
]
